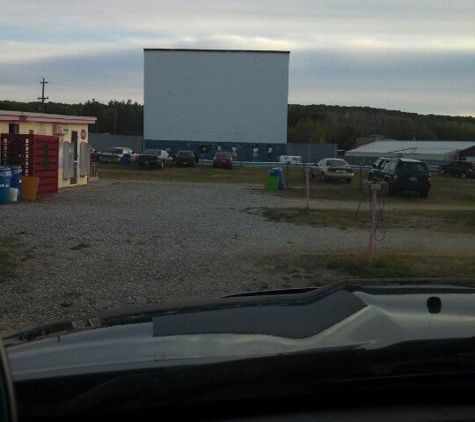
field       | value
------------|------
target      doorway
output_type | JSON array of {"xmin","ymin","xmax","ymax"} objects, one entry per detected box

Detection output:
[{"xmin": 70, "ymin": 131, "xmax": 78, "ymax": 185}]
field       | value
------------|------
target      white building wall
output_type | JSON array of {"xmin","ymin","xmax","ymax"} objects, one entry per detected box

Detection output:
[{"xmin": 144, "ymin": 49, "xmax": 289, "ymax": 145}]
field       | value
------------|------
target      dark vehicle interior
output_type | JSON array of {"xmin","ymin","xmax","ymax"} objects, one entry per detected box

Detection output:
[{"xmin": 2, "ymin": 280, "xmax": 475, "ymax": 421}]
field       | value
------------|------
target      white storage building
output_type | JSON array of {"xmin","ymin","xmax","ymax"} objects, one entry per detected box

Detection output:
[
  {"xmin": 345, "ymin": 140, "xmax": 475, "ymax": 162},
  {"xmin": 143, "ymin": 49, "xmax": 290, "ymax": 147}
]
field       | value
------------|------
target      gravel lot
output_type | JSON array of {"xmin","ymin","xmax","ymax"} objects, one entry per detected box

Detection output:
[{"xmin": 1, "ymin": 179, "xmax": 474, "ymax": 336}]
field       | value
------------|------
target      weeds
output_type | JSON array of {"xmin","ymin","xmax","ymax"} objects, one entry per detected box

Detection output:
[
  {"xmin": 257, "ymin": 207, "xmax": 475, "ymax": 234},
  {"xmin": 259, "ymin": 251, "xmax": 475, "ymax": 280},
  {"xmin": 0, "ymin": 236, "xmax": 22, "ymax": 283}
]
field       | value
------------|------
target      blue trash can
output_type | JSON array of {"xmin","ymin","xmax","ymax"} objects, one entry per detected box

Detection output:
[
  {"xmin": 122, "ymin": 154, "xmax": 131, "ymax": 165},
  {"xmin": 0, "ymin": 166, "xmax": 12, "ymax": 205},
  {"xmin": 268, "ymin": 167, "xmax": 284, "ymax": 189},
  {"xmin": 9, "ymin": 165, "xmax": 22, "ymax": 201}
]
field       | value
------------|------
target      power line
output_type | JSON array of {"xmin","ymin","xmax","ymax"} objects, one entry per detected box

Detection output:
[{"xmin": 38, "ymin": 77, "xmax": 49, "ymax": 112}]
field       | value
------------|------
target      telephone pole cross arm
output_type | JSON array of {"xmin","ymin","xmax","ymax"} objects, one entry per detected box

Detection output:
[{"xmin": 38, "ymin": 78, "xmax": 49, "ymax": 112}]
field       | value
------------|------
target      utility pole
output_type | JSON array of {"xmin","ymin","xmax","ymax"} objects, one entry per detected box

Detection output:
[{"xmin": 38, "ymin": 78, "xmax": 49, "ymax": 113}]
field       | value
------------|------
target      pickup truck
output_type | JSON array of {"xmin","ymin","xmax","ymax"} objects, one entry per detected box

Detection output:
[
  {"xmin": 99, "ymin": 147, "xmax": 134, "ymax": 164},
  {"xmin": 136, "ymin": 149, "xmax": 173, "ymax": 168},
  {"xmin": 438, "ymin": 160, "xmax": 475, "ymax": 179}
]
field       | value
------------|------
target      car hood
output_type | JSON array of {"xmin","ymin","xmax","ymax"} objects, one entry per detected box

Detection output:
[{"xmin": 5, "ymin": 279, "xmax": 475, "ymax": 382}]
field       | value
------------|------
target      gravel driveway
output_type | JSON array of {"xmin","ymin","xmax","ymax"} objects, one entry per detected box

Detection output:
[{"xmin": 1, "ymin": 179, "xmax": 474, "ymax": 336}]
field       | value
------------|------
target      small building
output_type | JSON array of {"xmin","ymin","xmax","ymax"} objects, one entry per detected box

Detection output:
[
  {"xmin": 0, "ymin": 110, "xmax": 97, "ymax": 195},
  {"xmin": 344, "ymin": 140, "xmax": 475, "ymax": 165}
]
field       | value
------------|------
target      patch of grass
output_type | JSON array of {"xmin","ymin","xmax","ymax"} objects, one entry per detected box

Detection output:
[
  {"xmin": 0, "ymin": 236, "xmax": 37, "ymax": 278},
  {"xmin": 99, "ymin": 164, "xmax": 475, "ymax": 206},
  {"xmin": 97, "ymin": 163, "xmax": 475, "ymax": 206},
  {"xmin": 324, "ymin": 252, "xmax": 475, "ymax": 279},
  {"xmin": 0, "ymin": 236, "xmax": 20, "ymax": 248},
  {"xmin": 274, "ymin": 171, "xmax": 475, "ymax": 205},
  {"xmin": 0, "ymin": 236, "xmax": 22, "ymax": 282},
  {"xmin": 257, "ymin": 207, "xmax": 475, "ymax": 234},
  {"xmin": 0, "ymin": 251, "xmax": 17, "ymax": 282},
  {"xmin": 96, "ymin": 162, "xmax": 270, "ymax": 185},
  {"xmin": 267, "ymin": 251, "xmax": 475, "ymax": 280},
  {"xmin": 428, "ymin": 174, "xmax": 475, "ymax": 205}
]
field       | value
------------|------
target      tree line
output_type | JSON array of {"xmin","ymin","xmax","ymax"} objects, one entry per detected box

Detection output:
[
  {"xmin": 0, "ymin": 99, "xmax": 143, "ymax": 137},
  {"xmin": 1, "ymin": 100, "xmax": 474, "ymax": 150}
]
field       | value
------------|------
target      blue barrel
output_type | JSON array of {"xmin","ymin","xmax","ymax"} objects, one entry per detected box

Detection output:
[
  {"xmin": 122, "ymin": 154, "xmax": 131, "ymax": 165},
  {"xmin": 0, "ymin": 166, "xmax": 12, "ymax": 205},
  {"xmin": 9, "ymin": 165, "xmax": 22, "ymax": 201}
]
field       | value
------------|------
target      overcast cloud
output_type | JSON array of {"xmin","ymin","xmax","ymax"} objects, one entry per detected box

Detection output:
[{"xmin": 1, "ymin": 0, "xmax": 474, "ymax": 116}]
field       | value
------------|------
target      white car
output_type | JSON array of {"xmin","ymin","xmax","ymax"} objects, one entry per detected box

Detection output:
[
  {"xmin": 99, "ymin": 147, "xmax": 134, "ymax": 163},
  {"xmin": 310, "ymin": 158, "xmax": 354, "ymax": 183}
]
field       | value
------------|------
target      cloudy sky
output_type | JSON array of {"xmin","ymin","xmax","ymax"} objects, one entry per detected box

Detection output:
[{"xmin": 1, "ymin": 0, "xmax": 474, "ymax": 116}]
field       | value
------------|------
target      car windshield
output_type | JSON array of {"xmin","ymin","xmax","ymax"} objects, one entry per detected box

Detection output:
[
  {"xmin": 326, "ymin": 159, "xmax": 347, "ymax": 167},
  {"xmin": 399, "ymin": 161, "xmax": 428, "ymax": 172},
  {"xmin": 1, "ymin": 1, "xmax": 474, "ymax": 421},
  {"xmin": 142, "ymin": 149, "xmax": 163, "ymax": 154}
]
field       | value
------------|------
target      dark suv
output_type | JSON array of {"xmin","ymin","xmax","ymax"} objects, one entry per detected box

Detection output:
[
  {"xmin": 369, "ymin": 157, "xmax": 432, "ymax": 198},
  {"xmin": 438, "ymin": 160, "xmax": 475, "ymax": 179},
  {"xmin": 174, "ymin": 150, "xmax": 197, "ymax": 167},
  {"xmin": 368, "ymin": 157, "xmax": 391, "ymax": 180}
]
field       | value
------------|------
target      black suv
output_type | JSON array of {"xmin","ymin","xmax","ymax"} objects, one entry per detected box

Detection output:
[
  {"xmin": 368, "ymin": 157, "xmax": 391, "ymax": 180},
  {"xmin": 174, "ymin": 150, "xmax": 197, "ymax": 167},
  {"xmin": 369, "ymin": 157, "xmax": 432, "ymax": 198},
  {"xmin": 438, "ymin": 160, "xmax": 475, "ymax": 179}
]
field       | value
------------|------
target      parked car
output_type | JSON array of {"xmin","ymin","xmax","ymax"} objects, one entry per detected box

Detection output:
[
  {"xmin": 310, "ymin": 158, "xmax": 354, "ymax": 183},
  {"xmin": 174, "ymin": 150, "xmax": 196, "ymax": 167},
  {"xmin": 213, "ymin": 151, "xmax": 234, "ymax": 169},
  {"xmin": 438, "ymin": 160, "xmax": 475, "ymax": 179},
  {"xmin": 99, "ymin": 147, "xmax": 134, "ymax": 164},
  {"xmin": 90, "ymin": 148, "xmax": 101, "ymax": 162},
  {"xmin": 368, "ymin": 156, "xmax": 391, "ymax": 180},
  {"xmin": 136, "ymin": 149, "xmax": 173, "ymax": 168},
  {"xmin": 370, "ymin": 157, "xmax": 432, "ymax": 197},
  {"xmin": 166, "ymin": 150, "xmax": 176, "ymax": 162}
]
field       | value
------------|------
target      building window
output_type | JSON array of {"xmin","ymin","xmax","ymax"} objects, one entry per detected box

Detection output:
[{"xmin": 9, "ymin": 123, "xmax": 19, "ymax": 134}]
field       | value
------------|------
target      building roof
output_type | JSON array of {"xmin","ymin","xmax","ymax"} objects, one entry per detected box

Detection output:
[
  {"xmin": 345, "ymin": 140, "xmax": 475, "ymax": 160},
  {"xmin": 0, "ymin": 110, "xmax": 96, "ymax": 125},
  {"xmin": 144, "ymin": 48, "xmax": 290, "ymax": 54}
]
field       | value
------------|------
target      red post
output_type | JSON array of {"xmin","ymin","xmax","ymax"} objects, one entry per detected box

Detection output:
[
  {"xmin": 305, "ymin": 168, "xmax": 310, "ymax": 208},
  {"xmin": 368, "ymin": 183, "xmax": 380, "ymax": 263}
]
